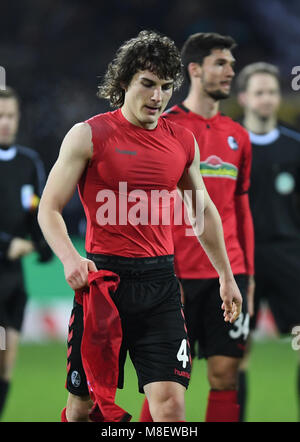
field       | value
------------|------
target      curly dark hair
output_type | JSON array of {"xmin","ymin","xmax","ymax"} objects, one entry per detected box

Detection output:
[{"xmin": 98, "ymin": 30, "xmax": 183, "ymax": 108}]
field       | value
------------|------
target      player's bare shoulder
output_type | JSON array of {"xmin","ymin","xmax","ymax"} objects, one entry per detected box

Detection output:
[{"xmin": 62, "ymin": 122, "xmax": 93, "ymax": 160}]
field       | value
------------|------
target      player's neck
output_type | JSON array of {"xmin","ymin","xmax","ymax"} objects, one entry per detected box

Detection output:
[
  {"xmin": 243, "ymin": 112, "xmax": 277, "ymax": 134},
  {"xmin": 183, "ymin": 89, "xmax": 219, "ymax": 119},
  {"xmin": 121, "ymin": 105, "xmax": 157, "ymax": 130}
]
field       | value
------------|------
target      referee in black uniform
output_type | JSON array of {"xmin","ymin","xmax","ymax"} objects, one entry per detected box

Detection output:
[
  {"xmin": 236, "ymin": 62, "xmax": 300, "ymax": 421},
  {"xmin": 0, "ymin": 87, "xmax": 52, "ymax": 418}
]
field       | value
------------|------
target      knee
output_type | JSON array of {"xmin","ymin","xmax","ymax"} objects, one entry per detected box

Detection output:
[
  {"xmin": 66, "ymin": 394, "xmax": 92, "ymax": 422},
  {"xmin": 150, "ymin": 395, "xmax": 184, "ymax": 422},
  {"xmin": 208, "ymin": 364, "xmax": 239, "ymax": 391}
]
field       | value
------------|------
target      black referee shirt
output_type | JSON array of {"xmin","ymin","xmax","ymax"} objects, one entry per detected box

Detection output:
[
  {"xmin": 0, "ymin": 144, "xmax": 52, "ymax": 262},
  {"xmin": 248, "ymin": 124, "xmax": 300, "ymax": 242}
]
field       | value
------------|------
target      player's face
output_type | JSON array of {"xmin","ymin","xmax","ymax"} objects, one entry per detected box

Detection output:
[
  {"xmin": 0, "ymin": 98, "xmax": 20, "ymax": 146},
  {"xmin": 242, "ymin": 73, "xmax": 281, "ymax": 120},
  {"xmin": 200, "ymin": 48, "xmax": 235, "ymax": 100},
  {"xmin": 123, "ymin": 70, "xmax": 174, "ymax": 129}
]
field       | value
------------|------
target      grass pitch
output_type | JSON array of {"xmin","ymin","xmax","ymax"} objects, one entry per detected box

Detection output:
[{"xmin": 2, "ymin": 338, "xmax": 298, "ymax": 422}]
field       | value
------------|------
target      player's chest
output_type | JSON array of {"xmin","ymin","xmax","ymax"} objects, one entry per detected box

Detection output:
[
  {"xmin": 93, "ymin": 134, "xmax": 187, "ymax": 190},
  {"xmin": 193, "ymin": 126, "xmax": 242, "ymax": 181}
]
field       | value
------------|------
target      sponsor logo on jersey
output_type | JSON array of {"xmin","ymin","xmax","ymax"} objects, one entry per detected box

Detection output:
[
  {"xmin": 115, "ymin": 147, "xmax": 137, "ymax": 155},
  {"xmin": 200, "ymin": 155, "xmax": 238, "ymax": 180},
  {"xmin": 227, "ymin": 136, "xmax": 239, "ymax": 150}
]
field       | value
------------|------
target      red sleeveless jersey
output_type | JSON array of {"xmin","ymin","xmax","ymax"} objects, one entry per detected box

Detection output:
[
  {"xmin": 78, "ymin": 108, "xmax": 195, "ymax": 257},
  {"xmin": 164, "ymin": 104, "xmax": 253, "ymax": 278}
]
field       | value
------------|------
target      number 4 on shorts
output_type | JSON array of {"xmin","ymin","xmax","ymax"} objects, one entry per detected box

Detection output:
[{"xmin": 177, "ymin": 339, "xmax": 189, "ymax": 368}]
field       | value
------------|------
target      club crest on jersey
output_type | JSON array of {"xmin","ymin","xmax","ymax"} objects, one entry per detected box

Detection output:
[
  {"xmin": 71, "ymin": 370, "xmax": 81, "ymax": 387},
  {"xmin": 227, "ymin": 136, "xmax": 238, "ymax": 150}
]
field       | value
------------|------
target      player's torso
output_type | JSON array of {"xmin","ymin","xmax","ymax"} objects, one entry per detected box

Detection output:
[
  {"xmin": 89, "ymin": 117, "xmax": 188, "ymax": 193},
  {"xmin": 163, "ymin": 105, "xmax": 248, "ymax": 278},
  {"xmin": 165, "ymin": 106, "xmax": 244, "ymax": 218},
  {"xmin": 79, "ymin": 109, "xmax": 193, "ymax": 257}
]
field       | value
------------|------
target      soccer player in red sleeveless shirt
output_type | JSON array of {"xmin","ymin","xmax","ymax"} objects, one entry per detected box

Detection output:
[
  {"xmin": 140, "ymin": 33, "xmax": 254, "ymax": 423},
  {"xmin": 38, "ymin": 31, "xmax": 242, "ymax": 422}
]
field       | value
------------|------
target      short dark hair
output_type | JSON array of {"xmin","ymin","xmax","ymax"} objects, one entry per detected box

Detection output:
[
  {"xmin": 181, "ymin": 32, "xmax": 237, "ymax": 83},
  {"xmin": 235, "ymin": 62, "xmax": 280, "ymax": 92},
  {"xmin": 0, "ymin": 86, "xmax": 20, "ymax": 107},
  {"xmin": 98, "ymin": 30, "xmax": 183, "ymax": 108}
]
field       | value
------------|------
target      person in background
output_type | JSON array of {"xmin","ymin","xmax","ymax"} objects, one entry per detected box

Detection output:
[
  {"xmin": 236, "ymin": 62, "xmax": 300, "ymax": 421},
  {"xmin": 0, "ymin": 87, "xmax": 52, "ymax": 419}
]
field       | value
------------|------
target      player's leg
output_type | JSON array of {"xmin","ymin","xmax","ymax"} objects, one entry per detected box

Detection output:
[
  {"xmin": 64, "ymin": 393, "xmax": 93, "ymax": 422},
  {"xmin": 0, "ymin": 327, "xmax": 20, "ymax": 418},
  {"xmin": 139, "ymin": 278, "xmax": 194, "ymax": 423},
  {"xmin": 200, "ymin": 275, "xmax": 249, "ymax": 422},
  {"xmin": 144, "ymin": 381, "xmax": 186, "ymax": 422},
  {"xmin": 237, "ymin": 244, "xmax": 266, "ymax": 421},
  {"xmin": 0, "ymin": 282, "xmax": 27, "ymax": 419},
  {"xmin": 237, "ymin": 337, "xmax": 251, "ymax": 422},
  {"xmin": 206, "ymin": 355, "xmax": 241, "ymax": 422},
  {"xmin": 63, "ymin": 298, "xmax": 92, "ymax": 422},
  {"xmin": 140, "ymin": 277, "xmax": 204, "ymax": 422},
  {"xmin": 127, "ymin": 274, "xmax": 191, "ymax": 422}
]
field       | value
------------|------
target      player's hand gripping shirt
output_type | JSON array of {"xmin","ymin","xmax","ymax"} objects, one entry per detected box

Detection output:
[
  {"xmin": 78, "ymin": 108, "xmax": 195, "ymax": 258},
  {"xmin": 164, "ymin": 104, "xmax": 254, "ymax": 279}
]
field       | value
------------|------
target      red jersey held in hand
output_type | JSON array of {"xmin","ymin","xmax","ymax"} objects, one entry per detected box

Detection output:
[
  {"xmin": 78, "ymin": 108, "xmax": 195, "ymax": 258},
  {"xmin": 163, "ymin": 104, "xmax": 254, "ymax": 279}
]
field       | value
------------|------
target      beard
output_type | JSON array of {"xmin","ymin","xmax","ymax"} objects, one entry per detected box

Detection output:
[
  {"xmin": 201, "ymin": 73, "xmax": 231, "ymax": 101},
  {"xmin": 205, "ymin": 87, "xmax": 230, "ymax": 101}
]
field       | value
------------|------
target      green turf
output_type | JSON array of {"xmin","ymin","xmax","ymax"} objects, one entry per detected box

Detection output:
[
  {"xmin": 1, "ymin": 338, "xmax": 298, "ymax": 422},
  {"xmin": 22, "ymin": 237, "xmax": 86, "ymax": 303}
]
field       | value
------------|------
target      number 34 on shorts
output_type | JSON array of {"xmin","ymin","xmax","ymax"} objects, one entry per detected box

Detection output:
[{"xmin": 229, "ymin": 312, "xmax": 250, "ymax": 341}]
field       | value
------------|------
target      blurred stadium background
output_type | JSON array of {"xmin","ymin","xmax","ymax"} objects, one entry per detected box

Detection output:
[{"xmin": 1, "ymin": 0, "xmax": 300, "ymax": 422}]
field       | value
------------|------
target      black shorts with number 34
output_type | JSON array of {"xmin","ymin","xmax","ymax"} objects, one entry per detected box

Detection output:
[
  {"xmin": 66, "ymin": 254, "xmax": 192, "ymax": 396},
  {"xmin": 180, "ymin": 274, "xmax": 249, "ymax": 359}
]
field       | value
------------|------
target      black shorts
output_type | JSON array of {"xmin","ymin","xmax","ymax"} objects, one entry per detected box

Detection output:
[
  {"xmin": 66, "ymin": 254, "xmax": 192, "ymax": 396},
  {"xmin": 0, "ymin": 259, "xmax": 27, "ymax": 332},
  {"xmin": 250, "ymin": 240, "xmax": 300, "ymax": 334},
  {"xmin": 180, "ymin": 274, "xmax": 249, "ymax": 359}
]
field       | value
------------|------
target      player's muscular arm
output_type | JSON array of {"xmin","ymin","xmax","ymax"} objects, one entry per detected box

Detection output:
[
  {"xmin": 178, "ymin": 137, "xmax": 242, "ymax": 323},
  {"xmin": 38, "ymin": 123, "xmax": 97, "ymax": 290}
]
